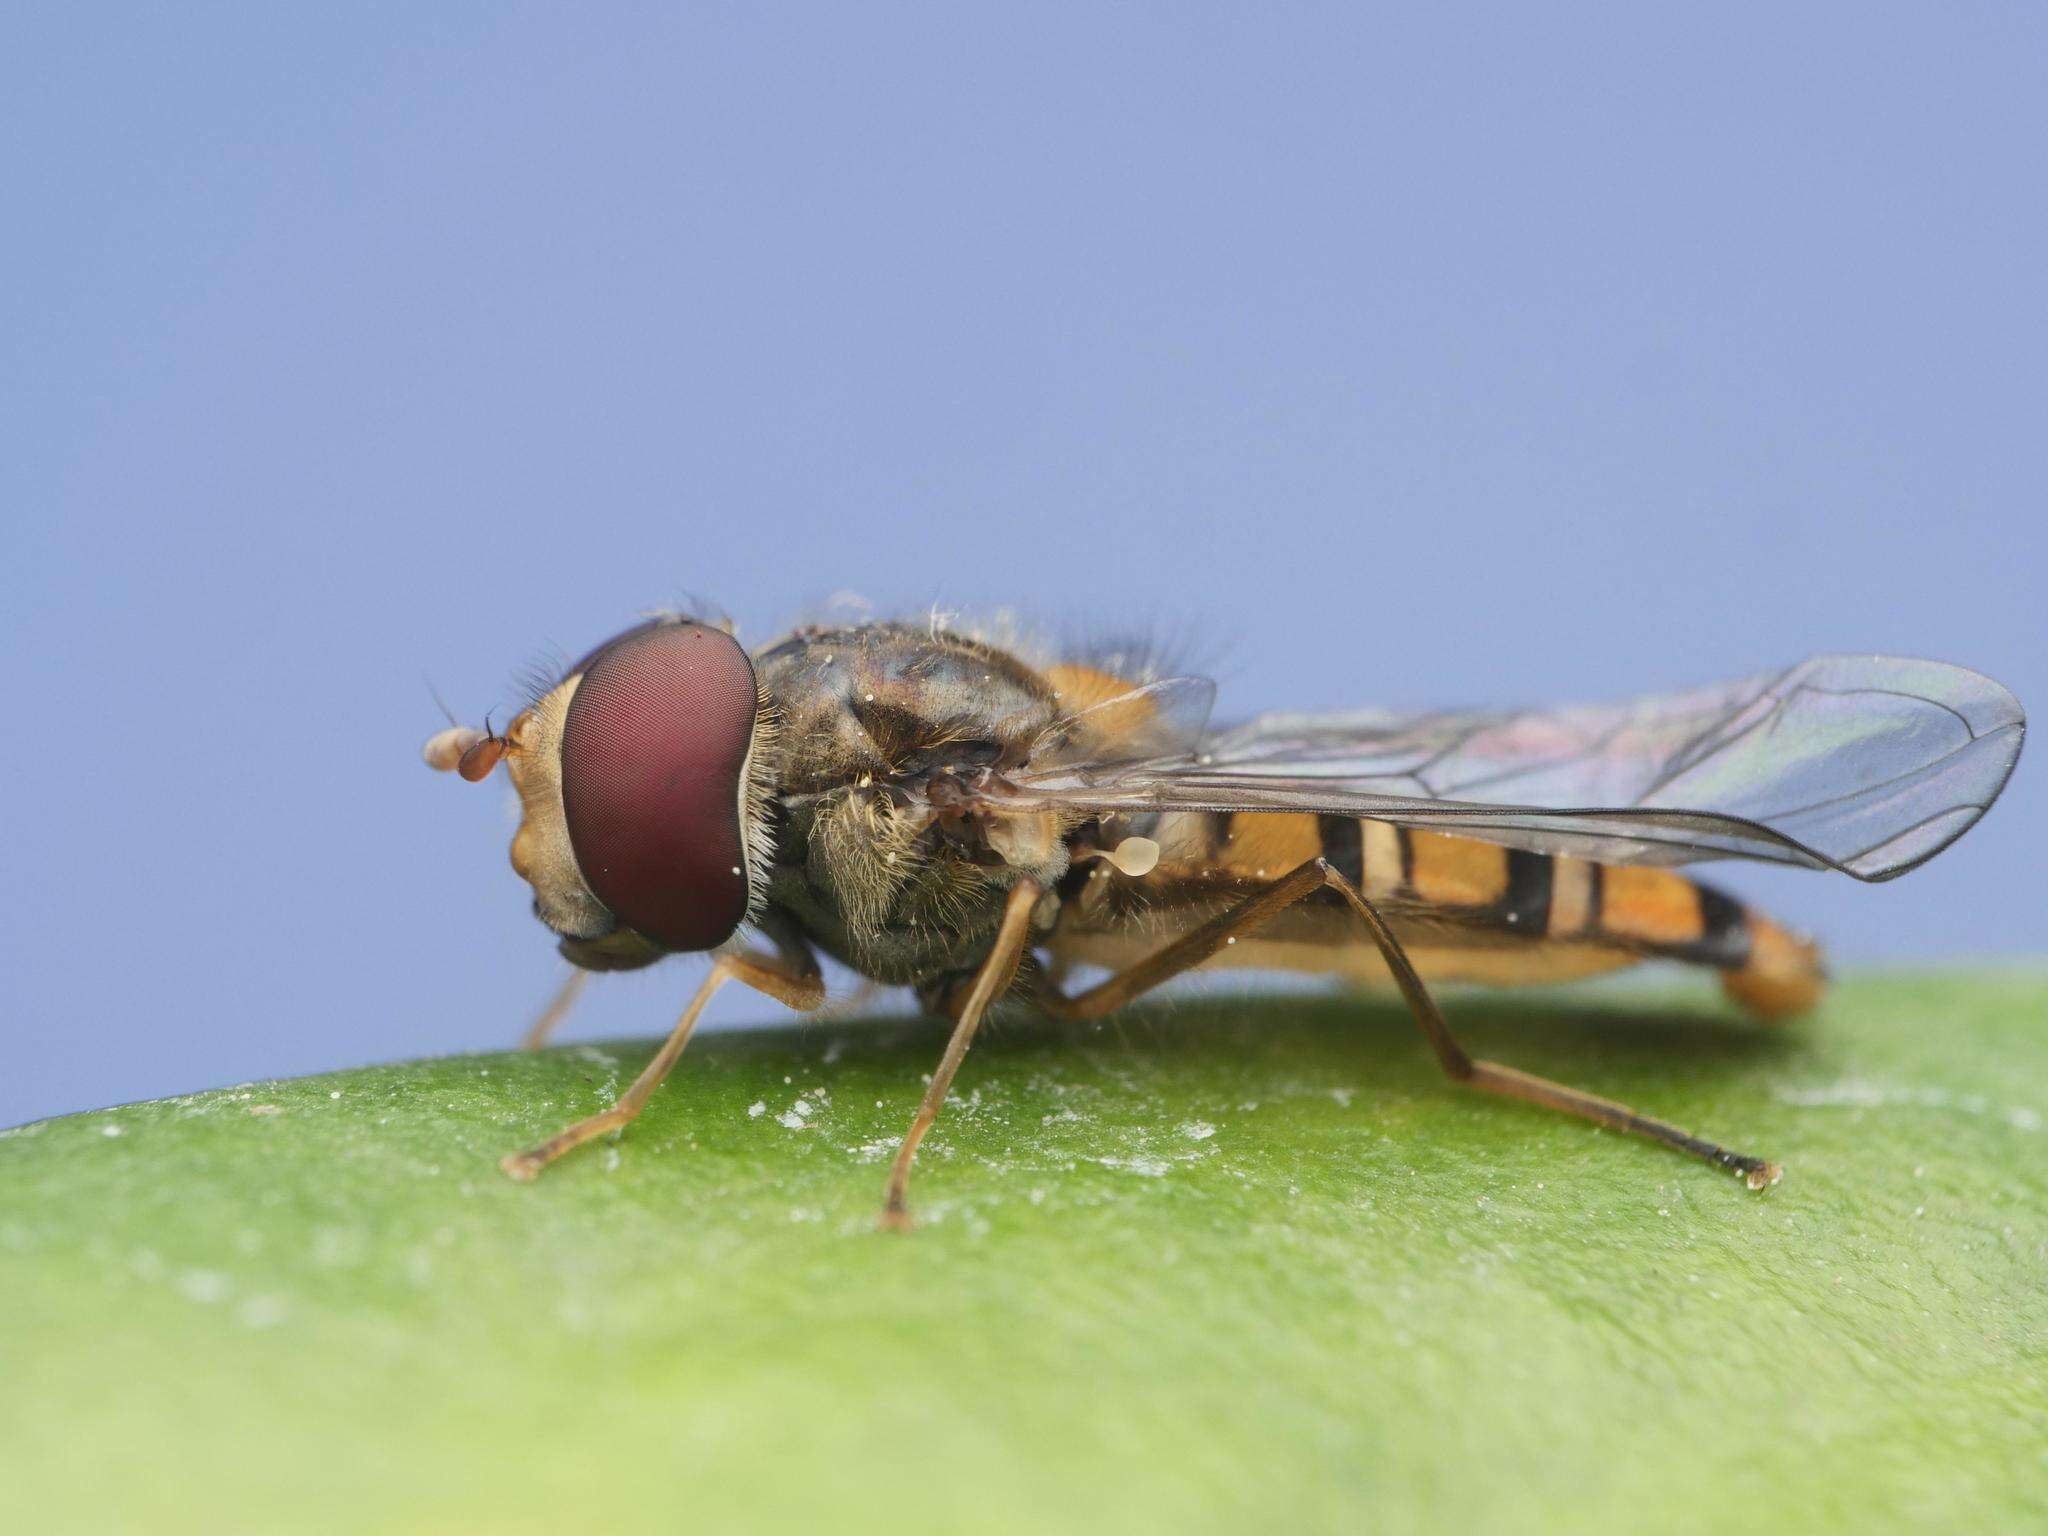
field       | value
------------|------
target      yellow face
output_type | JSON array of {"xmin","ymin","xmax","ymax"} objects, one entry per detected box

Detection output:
[
  {"xmin": 498, "ymin": 682, "xmax": 673, "ymax": 970},
  {"xmin": 496, "ymin": 683, "xmax": 610, "ymax": 941}
]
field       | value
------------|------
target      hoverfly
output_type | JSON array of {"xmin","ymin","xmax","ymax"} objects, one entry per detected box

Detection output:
[{"xmin": 424, "ymin": 615, "xmax": 2024, "ymax": 1226}]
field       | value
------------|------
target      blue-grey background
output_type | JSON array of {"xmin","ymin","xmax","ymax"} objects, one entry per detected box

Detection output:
[{"xmin": 5, "ymin": 7, "xmax": 2042, "ymax": 1127}]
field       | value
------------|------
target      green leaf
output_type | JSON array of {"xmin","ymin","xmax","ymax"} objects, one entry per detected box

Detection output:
[{"xmin": 4, "ymin": 974, "xmax": 2044, "ymax": 1533}]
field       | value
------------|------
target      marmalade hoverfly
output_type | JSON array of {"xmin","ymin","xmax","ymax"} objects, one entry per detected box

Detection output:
[{"xmin": 424, "ymin": 614, "xmax": 2024, "ymax": 1227}]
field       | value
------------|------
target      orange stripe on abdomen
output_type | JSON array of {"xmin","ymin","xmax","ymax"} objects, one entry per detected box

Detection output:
[
  {"xmin": 1596, "ymin": 866, "xmax": 1708, "ymax": 947},
  {"xmin": 1403, "ymin": 829, "xmax": 1511, "ymax": 907},
  {"xmin": 1214, "ymin": 812, "xmax": 1324, "ymax": 877}
]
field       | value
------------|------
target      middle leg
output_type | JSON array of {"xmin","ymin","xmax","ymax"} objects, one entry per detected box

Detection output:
[{"xmin": 879, "ymin": 879, "xmax": 1042, "ymax": 1230}]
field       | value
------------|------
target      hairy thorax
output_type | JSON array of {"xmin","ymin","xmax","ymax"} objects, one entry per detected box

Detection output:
[{"xmin": 753, "ymin": 623, "xmax": 1075, "ymax": 982}]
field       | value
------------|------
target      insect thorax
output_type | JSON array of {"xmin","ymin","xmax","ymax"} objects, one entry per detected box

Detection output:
[{"xmin": 753, "ymin": 623, "xmax": 1075, "ymax": 984}]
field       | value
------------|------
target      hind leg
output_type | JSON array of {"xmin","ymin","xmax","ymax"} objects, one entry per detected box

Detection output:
[{"xmin": 1043, "ymin": 859, "xmax": 1781, "ymax": 1189}]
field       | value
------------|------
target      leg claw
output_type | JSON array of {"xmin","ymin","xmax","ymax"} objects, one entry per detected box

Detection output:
[{"xmin": 1743, "ymin": 1161, "xmax": 1785, "ymax": 1191}]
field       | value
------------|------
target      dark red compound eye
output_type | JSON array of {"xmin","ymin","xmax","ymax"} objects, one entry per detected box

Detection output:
[{"xmin": 558, "ymin": 622, "xmax": 760, "ymax": 952}]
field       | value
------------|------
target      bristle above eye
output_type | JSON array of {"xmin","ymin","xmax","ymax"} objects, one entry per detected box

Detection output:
[{"xmin": 511, "ymin": 645, "xmax": 573, "ymax": 712}]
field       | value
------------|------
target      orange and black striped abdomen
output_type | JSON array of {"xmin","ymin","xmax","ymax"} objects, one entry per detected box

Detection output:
[
  {"xmin": 1192, "ymin": 813, "xmax": 1825, "ymax": 1020},
  {"xmin": 1392, "ymin": 825, "xmax": 1825, "ymax": 1021}
]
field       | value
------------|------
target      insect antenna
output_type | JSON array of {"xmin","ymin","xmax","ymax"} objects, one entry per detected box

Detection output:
[
  {"xmin": 420, "ymin": 678, "xmax": 497, "ymax": 775},
  {"xmin": 424, "ymin": 676, "xmax": 463, "ymax": 730},
  {"xmin": 457, "ymin": 709, "xmax": 509, "ymax": 781}
]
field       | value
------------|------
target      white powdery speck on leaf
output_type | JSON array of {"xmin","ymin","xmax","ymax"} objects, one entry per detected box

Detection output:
[
  {"xmin": 1093, "ymin": 1154, "xmax": 1173, "ymax": 1178},
  {"xmin": 776, "ymin": 1098, "xmax": 817, "ymax": 1130}
]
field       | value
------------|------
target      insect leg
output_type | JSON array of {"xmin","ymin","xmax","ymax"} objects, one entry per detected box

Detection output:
[
  {"xmin": 879, "ymin": 879, "xmax": 1042, "ymax": 1231},
  {"xmin": 499, "ymin": 946, "xmax": 826, "ymax": 1182},
  {"xmin": 1040, "ymin": 857, "xmax": 1781, "ymax": 1190},
  {"xmin": 1043, "ymin": 859, "xmax": 1331, "ymax": 1021},
  {"xmin": 518, "ymin": 966, "xmax": 590, "ymax": 1051},
  {"xmin": 1315, "ymin": 865, "xmax": 1782, "ymax": 1190}
]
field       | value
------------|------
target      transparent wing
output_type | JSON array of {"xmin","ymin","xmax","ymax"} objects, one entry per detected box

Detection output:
[{"xmin": 1010, "ymin": 656, "xmax": 2024, "ymax": 880}]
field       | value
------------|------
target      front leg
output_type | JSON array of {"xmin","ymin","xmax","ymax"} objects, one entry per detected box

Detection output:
[
  {"xmin": 518, "ymin": 967, "xmax": 589, "ymax": 1051},
  {"xmin": 500, "ymin": 944, "xmax": 826, "ymax": 1181}
]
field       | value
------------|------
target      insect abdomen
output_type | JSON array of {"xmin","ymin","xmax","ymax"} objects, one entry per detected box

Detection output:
[
  {"xmin": 1387, "ymin": 824, "xmax": 1826, "ymax": 1022},
  {"xmin": 1198, "ymin": 814, "xmax": 1825, "ymax": 1020},
  {"xmin": 1545, "ymin": 851, "xmax": 1825, "ymax": 1020}
]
